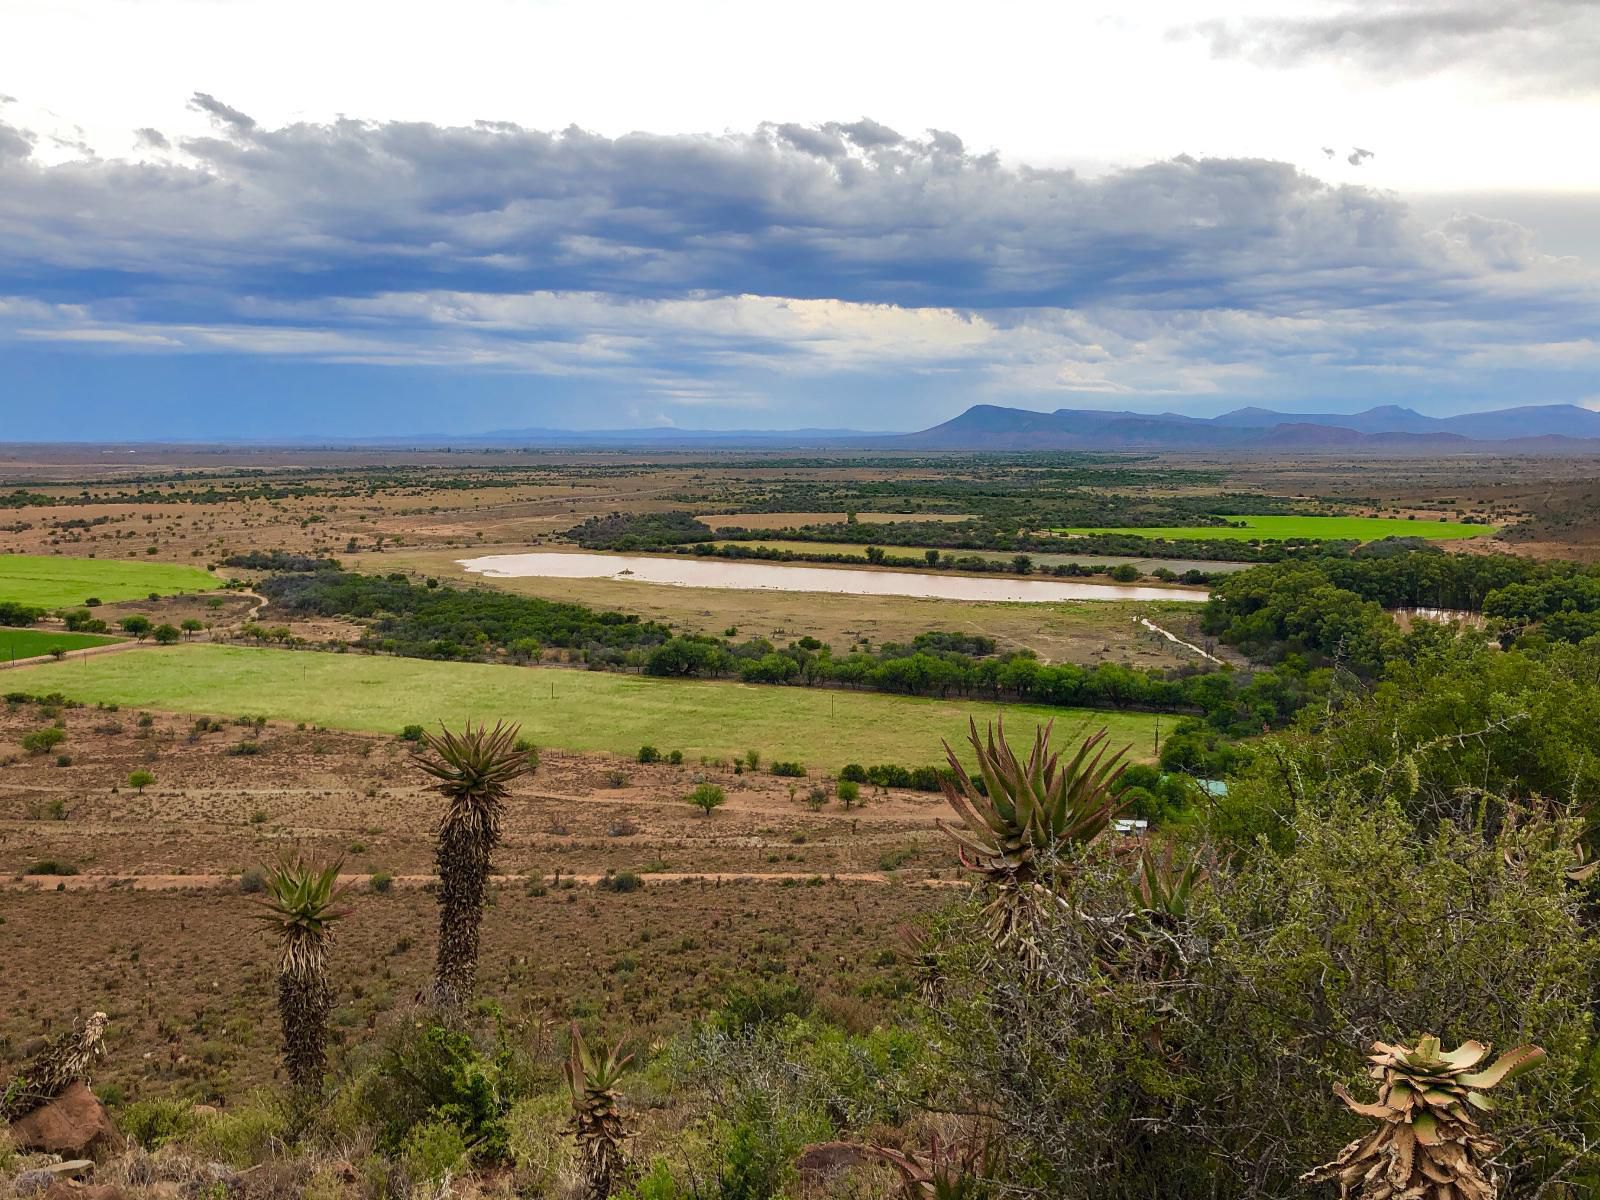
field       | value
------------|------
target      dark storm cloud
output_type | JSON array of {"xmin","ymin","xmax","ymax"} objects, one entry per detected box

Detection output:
[
  {"xmin": 0, "ymin": 121, "xmax": 33, "ymax": 161},
  {"xmin": 1187, "ymin": 0, "xmax": 1600, "ymax": 93},
  {"xmin": 0, "ymin": 107, "xmax": 1532, "ymax": 315},
  {"xmin": 0, "ymin": 107, "xmax": 1593, "ymax": 428},
  {"xmin": 187, "ymin": 91, "xmax": 257, "ymax": 136}
]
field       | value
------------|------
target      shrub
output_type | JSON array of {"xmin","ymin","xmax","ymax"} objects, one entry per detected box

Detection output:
[
  {"xmin": 227, "ymin": 741, "xmax": 260, "ymax": 756},
  {"xmin": 839, "ymin": 763, "xmax": 868, "ymax": 783},
  {"xmin": 400, "ymin": 724, "xmax": 425, "ymax": 742},
  {"xmin": 606, "ymin": 769, "xmax": 630, "ymax": 788},
  {"xmin": 668, "ymin": 749, "xmax": 684, "ymax": 765},
  {"xmin": 597, "ymin": 870, "xmax": 643, "ymax": 893},
  {"xmin": 637, "ymin": 744, "xmax": 661, "ymax": 763},
  {"xmin": 26, "ymin": 859, "xmax": 77, "ymax": 876},
  {"xmin": 925, "ymin": 782, "xmax": 1600, "ymax": 1197},
  {"xmin": 20, "ymin": 727, "xmax": 65, "ymax": 756},
  {"xmin": 358, "ymin": 1021, "xmax": 516, "ymax": 1163},
  {"xmin": 865, "ymin": 763, "xmax": 912, "ymax": 788},
  {"xmin": 400, "ymin": 1118, "xmax": 469, "ymax": 1185},
  {"xmin": 239, "ymin": 867, "xmax": 267, "ymax": 894},
  {"xmin": 770, "ymin": 761, "xmax": 805, "ymax": 778},
  {"xmin": 712, "ymin": 978, "xmax": 815, "ymax": 1034},
  {"xmin": 370, "ymin": 870, "xmax": 394, "ymax": 894},
  {"xmin": 836, "ymin": 779, "xmax": 860, "ymax": 807},
  {"xmin": 187, "ymin": 1095, "xmax": 288, "ymax": 1167},
  {"xmin": 121, "ymin": 1097, "xmax": 197, "ymax": 1148}
]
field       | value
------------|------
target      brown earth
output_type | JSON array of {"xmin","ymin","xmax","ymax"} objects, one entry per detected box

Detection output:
[{"xmin": 0, "ymin": 700, "xmax": 952, "ymax": 1105}]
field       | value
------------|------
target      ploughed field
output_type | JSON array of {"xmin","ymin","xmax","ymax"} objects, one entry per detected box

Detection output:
[
  {"xmin": 10, "ymin": 643, "xmax": 1162, "ymax": 770},
  {"xmin": 0, "ymin": 698, "xmax": 953, "ymax": 1102}
]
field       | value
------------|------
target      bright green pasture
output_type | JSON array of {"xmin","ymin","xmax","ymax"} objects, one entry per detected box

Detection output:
[
  {"xmin": 1056, "ymin": 515, "xmax": 1490, "ymax": 543},
  {"xmin": 0, "ymin": 629, "xmax": 122, "ymax": 660},
  {"xmin": 0, "ymin": 554, "xmax": 222, "ymax": 608},
  {"xmin": 15, "ymin": 644, "xmax": 1162, "ymax": 768}
]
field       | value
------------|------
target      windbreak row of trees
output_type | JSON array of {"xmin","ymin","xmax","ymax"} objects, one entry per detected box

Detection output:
[
  {"xmin": 671, "ymin": 539, "xmax": 1208, "ymax": 582},
  {"xmin": 565, "ymin": 508, "xmax": 1351, "ymax": 563}
]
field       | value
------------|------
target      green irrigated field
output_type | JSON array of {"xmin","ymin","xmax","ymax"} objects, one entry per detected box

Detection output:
[
  {"xmin": 15, "ymin": 644, "xmax": 1162, "ymax": 767},
  {"xmin": 0, "ymin": 629, "xmax": 123, "ymax": 660},
  {"xmin": 0, "ymin": 554, "xmax": 222, "ymax": 607},
  {"xmin": 1057, "ymin": 515, "xmax": 1491, "ymax": 542}
]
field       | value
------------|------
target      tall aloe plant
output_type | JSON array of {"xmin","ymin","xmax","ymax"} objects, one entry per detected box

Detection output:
[
  {"xmin": 938, "ymin": 717, "xmax": 1129, "ymax": 965},
  {"xmin": 253, "ymin": 857, "xmax": 349, "ymax": 1091},
  {"xmin": 411, "ymin": 720, "xmax": 535, "ymax": 1007},
  {"xmin": 1302, "ymin": 1035, "xmax": 1544, "ymax": 1200}
]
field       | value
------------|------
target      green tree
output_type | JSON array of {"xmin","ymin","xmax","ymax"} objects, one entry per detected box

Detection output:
[
  {"xmin": 152, "ymin": 623, "xmax": 181, "ymax": 645},
  {"xmin": 120, "ymin": 615, "xmax": 152, "ymax": 639},
  {"xmin": 687, "ymin": 782, "xmax": 726, "ymax": 817},
  {"xmin": 127, "ymin": 769, "xmax": 154, "ymax": 793}
]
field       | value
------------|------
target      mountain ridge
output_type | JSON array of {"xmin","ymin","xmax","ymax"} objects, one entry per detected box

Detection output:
[{"xmin": 890, "ymin": 403, "xmax": 1600, "ymax": 451}]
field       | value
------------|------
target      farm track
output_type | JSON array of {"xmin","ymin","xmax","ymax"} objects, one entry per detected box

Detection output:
[
  {"xmin": 2, "ymin": 869, "xmax": 960, "ymax": 891},
  {"xmin": 1136, "ymin": 617, "xmax": 1223, "ymax": 664}
]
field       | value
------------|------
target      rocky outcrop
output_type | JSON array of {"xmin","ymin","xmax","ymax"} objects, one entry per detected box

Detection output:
[{"xmin": 8, "ymin": 1083, "xmax": 125, "ymax": 1161}]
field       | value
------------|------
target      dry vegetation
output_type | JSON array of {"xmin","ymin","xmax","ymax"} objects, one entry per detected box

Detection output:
[{"xmin": 0, "ymin": 700, "xmax": 947, "ymax": 1104}]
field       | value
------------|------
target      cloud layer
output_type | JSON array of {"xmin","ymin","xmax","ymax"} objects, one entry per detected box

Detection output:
[
  {"xmin": 1188, "ymin": 0, "xmax": 1600, "ymax": 94},
  {"xmin": 1, "ymin": 98, "xmax": 1596, "ymax": 433}
]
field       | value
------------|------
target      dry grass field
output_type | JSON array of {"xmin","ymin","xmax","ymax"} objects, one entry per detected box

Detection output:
[{"xmin": 0, "ymin": 697, "xmax": 953, "ymax": 1103}]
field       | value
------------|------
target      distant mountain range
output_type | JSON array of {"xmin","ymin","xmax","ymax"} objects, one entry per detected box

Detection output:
[
  {"xmin": 888, "ymin": 403, "xmax": 1600, "ymax": 452},
  {"xmin": 69, "ymin": 404, "xmax": 1600, "ymax": 452}
]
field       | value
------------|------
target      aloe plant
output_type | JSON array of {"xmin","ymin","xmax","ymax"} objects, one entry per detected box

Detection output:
[
  {"xmin": 0, "ymin": 1012, "xmax": 108, "ymax": 1121},
  {"xmin": 938, "ymin": 718, "xmax": 1128, "ymax": 963},
  {"xmin": 1302, "ymin": 1035, "xmax": 1544, "ymax": 1200},
  {"xmin": 564, "ymin": 1023, "xmax": 633, "ymax": 1200},
  {"xmin": 253, "ymin": 857, "xmax": 350, "ymax": 1091},
  {"xmin": 411, "ymin": 720, "xmax": 536, "ymax": 1006},
  {"xmin": 866, "ymin": 1131, "xmax": 992, "ymax": 1200},
  {"xmin": 1131, "ymin": 844, "xmax": 1206, "ymax": 927}
]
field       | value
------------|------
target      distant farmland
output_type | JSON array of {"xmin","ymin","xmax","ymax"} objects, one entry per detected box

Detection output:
[
  {"xmin": 1058, "ymin": 515, "xmax": 1491, "ymax": 543},
  {"xmin": 0, "ymin": 554, "xmax": 222, "ymax": 607},
  {"xmin": 0, "ymin": 629, "xmax": 122, "ymax": 661}
]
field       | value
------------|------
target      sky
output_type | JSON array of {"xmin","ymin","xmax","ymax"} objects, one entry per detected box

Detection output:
[{"xmin": 2, "ymin": 0, "xmax": 1598, "ymax": 438}]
